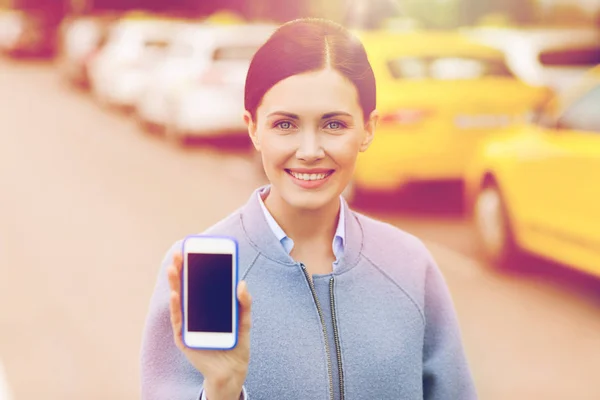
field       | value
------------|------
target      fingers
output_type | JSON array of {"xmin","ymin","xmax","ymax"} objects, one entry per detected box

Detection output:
[
  {"xmin": 168, "ymin": 251, "xmax": 184, "ymax": 349},
  {"xmin": 169, "ymin": 290, "xmax": 184, "ymax": 349},
  {"xmin": 172, "ymin": 251, "xmax": 183, "ymax": 274},
  {"xmin": 237, "ymin": 281, "xmax": 252, "ymax": 308},
  {"xmin": 237, "ymin": 281, "xmax": 252, "ymax": 334},
  {"xmin": 167, "ymin": 251, "xmax": 182, "ymax": 295}
]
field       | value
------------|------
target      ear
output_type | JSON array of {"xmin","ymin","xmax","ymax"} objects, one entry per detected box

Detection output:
[
  {"xmin": 244, "ymin": 111, "xmax": 260, "ymax": 151},
  {"xmin": 359, "ymin": 110, "xmax": 379, "ymax": 152}
]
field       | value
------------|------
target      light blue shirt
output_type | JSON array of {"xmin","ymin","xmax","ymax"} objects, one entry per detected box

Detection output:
[{"xmin": 257, "ymin": 187, "xmax": 346, "ymax": 267}]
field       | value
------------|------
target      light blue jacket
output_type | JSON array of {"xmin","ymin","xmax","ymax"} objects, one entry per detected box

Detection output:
[{"xmin": 140, "ymin": 187, "xmax": 478, "ymax": 399}]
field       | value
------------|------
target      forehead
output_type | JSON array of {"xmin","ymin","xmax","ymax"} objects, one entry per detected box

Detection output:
[{"xmin": 259, "ymin": 69, "xmax": 361, "ymax": 116}]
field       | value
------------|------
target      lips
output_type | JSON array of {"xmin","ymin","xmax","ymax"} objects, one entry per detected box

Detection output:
[
  {"xmin": 285, "ymin": 168, "xmax": 335, "ymax": 189},
  {"xmin": 286, "ymin": 169, "xmax": 334, "ymax": 181}
]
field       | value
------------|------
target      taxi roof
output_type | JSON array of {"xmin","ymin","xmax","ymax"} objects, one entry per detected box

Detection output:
[
  {"xmin": 589, "ymin": 65, "xmax": 600, "ymax": 78},
  {"xmin": 357, "ymin": 30, "xmax": 505, "ymax": 59}
]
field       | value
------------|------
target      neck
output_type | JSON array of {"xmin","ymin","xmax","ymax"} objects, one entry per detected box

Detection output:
[{"xmin": 263, "ymin": 187, "xmax": 340, "ymax": 249}]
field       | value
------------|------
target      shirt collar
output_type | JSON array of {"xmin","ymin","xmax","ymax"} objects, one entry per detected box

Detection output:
[{"xmin": 257, "ymin": 186, "xmax": 345, "ymax": 259}]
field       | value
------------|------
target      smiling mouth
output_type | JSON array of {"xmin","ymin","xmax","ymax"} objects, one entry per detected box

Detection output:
[{"xmin": 285, "ymin": 169, "xmax": 334, "ymax": 181}]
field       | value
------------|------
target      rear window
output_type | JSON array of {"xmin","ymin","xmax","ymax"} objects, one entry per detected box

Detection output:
[
  {"xmin": 558, "ymin": 84, "xmax": 600, "ymax": 133},
  {"xmin": 143, "ymin": 39, "xmax": 170, "ymax": 50},
  {"xmin": 388, "ymin": 56, "xmax": 513, "ymax": 80},
  {"xmin": 538, "ymin": 47, "xmax": 600, "ymax": 67},
  {"xmin": 213, "ymin": 45, "xmax": 258, "ymax": 62}
]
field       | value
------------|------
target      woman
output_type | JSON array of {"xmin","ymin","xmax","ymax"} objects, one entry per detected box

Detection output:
[{"xmin": 141, "ymin": 18, "xmax": 477, "ymax": 400}]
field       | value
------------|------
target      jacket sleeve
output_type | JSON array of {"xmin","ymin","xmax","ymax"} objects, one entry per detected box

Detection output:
[
  {"xmin": 200, "ymin": 387, "xmax": 248, "ymax": 400},
  {"xmin": 422, "ymin": 256, "xmax": 478, "ymax": 400},
  {"xmin": 140, "ymin": 241, "xmax": 206, "ymax": 400}
]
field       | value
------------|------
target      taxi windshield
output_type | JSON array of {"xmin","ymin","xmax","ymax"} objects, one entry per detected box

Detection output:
[{"xmin": 388, "ymin": 55, "xmax": 513, "ymax": 80}]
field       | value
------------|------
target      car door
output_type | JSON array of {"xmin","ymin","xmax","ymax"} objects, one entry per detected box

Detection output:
[
  {"xmin": 517, "ymin": 82, "xmax": 600, "ymax": 271},
  {"xmin": 549, "ymin": 83, "xmax": 600, "ymax": 260},
  {"xmin": 510, "ymin": 79, "xmax": 600, "ymax": 273}
]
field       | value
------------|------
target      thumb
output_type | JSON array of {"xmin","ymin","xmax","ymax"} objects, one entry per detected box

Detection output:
[{"xmin": 237, "ymin": 281, "xmax": 252, "ymax": 334}]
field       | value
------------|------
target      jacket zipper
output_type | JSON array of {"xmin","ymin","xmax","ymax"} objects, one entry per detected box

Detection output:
[
  {"xmin": 300, "ymin": 263, "xmax": 334, "ymax": 400},
  {"xmin": 329, "ymin": 277, "xmax": 345, "ymax": 400}
]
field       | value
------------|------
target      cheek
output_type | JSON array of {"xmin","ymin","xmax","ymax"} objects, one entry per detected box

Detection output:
[
  {"xmin": 259, "ymin": 135, "xmax": 295, "ymax": 168},
  {"xmin": 324, "ymin": 134, "xmax": 362, "ymax": 167}
]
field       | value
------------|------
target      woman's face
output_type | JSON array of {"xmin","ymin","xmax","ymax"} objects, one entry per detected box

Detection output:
[{"xmin": 245, "ymin": 68, "xmax": 377, "ymax": 211}]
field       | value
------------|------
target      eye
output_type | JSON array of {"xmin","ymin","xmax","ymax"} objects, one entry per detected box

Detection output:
[
  {"xmin": 275, "ymin": 121, "xmax": 295, "ymax": 130},
  {"xmin": 325, "ymin": 121, "xmax": 346, "ymax": 130}
]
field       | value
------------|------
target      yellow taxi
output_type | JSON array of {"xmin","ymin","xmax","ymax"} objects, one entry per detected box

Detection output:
[
  {"xmin": 349, "ymin": 31, "xmax": 550, "ymax": 197},
  {"xmin": 465, "ymin": 66, "xmax": 600, "ymax": 277},
  {"xmin": 203, "ymin": 10, "xmax": 246, "ymax": 25}
]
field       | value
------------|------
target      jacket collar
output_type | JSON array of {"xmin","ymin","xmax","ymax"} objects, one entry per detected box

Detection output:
[{"xmin": 240, "ymin": 186, "xmax": 363, "ymax": 274}]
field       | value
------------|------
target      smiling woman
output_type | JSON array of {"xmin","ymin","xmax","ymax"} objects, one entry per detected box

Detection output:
[
  {"xmin": 246, "ymin": 66, "xmax": 376, "ymax": 212},
  {"xmin": 141, "ymin": 18, "xmax": 477, "ymax": 400},
  {"xmin": 243, "ymin": 19, "xmax": 377, "ymax": 214}
]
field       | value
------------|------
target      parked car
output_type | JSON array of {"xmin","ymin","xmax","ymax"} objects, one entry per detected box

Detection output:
[
  {"xmin": 0, "ymin": 8, "xmax": 21, "ymax": 51},
  {"xmin": 345, "ymin": 30, "xmax": 551, "ymax": 201},
  {"xmin": 134, "ymin": 23, "xmax": 225, "ymax": 131},
  {"xmin": 87, "ymin": 16, "xmax": 181, "ymax": 109},
  {"xmin": 56, "ymin": 13, "xmax": 119, "ymax": 87},
  {"xmin": 465, "ymin": 65, "xmax": 600, "ymax": 277},
  {"xmin": 0, "ymin": 8, "xmax": 60, "ymax": 57},
  {"xmin": 150, "ymin": 23, "xmax": 275, "ymax": 143},
  {"xmin": 462, "ymin": 27, "xmax": 600, "ymax": 94}
]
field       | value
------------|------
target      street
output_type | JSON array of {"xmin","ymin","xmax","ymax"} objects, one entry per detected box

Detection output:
[{"xmin": 1, "ymin": 60, "xmax": 599, "ymax": 400}]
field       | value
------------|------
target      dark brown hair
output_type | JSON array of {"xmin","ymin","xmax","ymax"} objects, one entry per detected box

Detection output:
[{"xmin": 244, "ymin": 18, "xmax": 376, "ymax": 121}]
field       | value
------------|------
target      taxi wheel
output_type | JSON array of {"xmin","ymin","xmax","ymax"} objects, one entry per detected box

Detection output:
[
  {"xmin": 164, "ymin": 122, "xmax": 187, "ymax": 147},
  {"xmin": 92, "ymin": 84, "xmax": 109, "ymax": 108},
  {"xmin": 136, "ymin": 113, "xmax": 164, "ymax": 135},
  {"xmin": 474, "ymin": 181, "xmax": 520, "ymax": 269}
]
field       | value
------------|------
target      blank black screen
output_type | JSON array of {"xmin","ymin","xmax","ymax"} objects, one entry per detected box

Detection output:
[{"xmin": 187, "ymin": 253, "xmax": 233, "ymax": 333}]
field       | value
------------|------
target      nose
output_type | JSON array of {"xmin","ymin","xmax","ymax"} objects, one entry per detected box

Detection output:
[{"xmin": 295, "ymin": 130, "xmax": 325, "ymax": 162}]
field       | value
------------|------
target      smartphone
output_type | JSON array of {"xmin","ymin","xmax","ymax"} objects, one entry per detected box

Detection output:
[{"xmin": 182, "ymin": 235, "xmax": 238, "ymax": 350}]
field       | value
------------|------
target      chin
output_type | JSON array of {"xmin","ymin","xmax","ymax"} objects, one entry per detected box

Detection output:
[{"xmin": 282, "ymin": 186, "xmax": 339, "ymax": 211}]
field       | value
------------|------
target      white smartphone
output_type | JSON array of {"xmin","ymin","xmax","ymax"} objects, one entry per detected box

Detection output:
[{"xmin": 182, "ymin": 235, "xmax": 239, "ymax": 350}]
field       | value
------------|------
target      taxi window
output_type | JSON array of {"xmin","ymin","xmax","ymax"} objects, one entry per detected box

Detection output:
[
  {"xmin": 539, "ymin": 46, "xmax": 600, "ymax": 67},
  {"xmin": 144, "ymin": 39, "xmax": 170, "ymax": 51},
  {"xmin": 388, "ymin": 56, "xmax": 513, "ymax": 80},
  {"xmin": 558, "ymin": 84, "xmax": 600, "ymax": 133}
]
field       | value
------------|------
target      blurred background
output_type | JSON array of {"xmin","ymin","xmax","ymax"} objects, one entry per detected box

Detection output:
[{"xmin": 0, "ymin": 0, "xmax": 599, "ymax": 399}]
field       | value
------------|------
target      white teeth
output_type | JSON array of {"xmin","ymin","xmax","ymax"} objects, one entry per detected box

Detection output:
[{"xmin": 290, "ymin": 171, "xmax": 330, "ymax": 181}]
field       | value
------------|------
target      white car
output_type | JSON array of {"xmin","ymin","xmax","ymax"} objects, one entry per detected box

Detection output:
[
  {"xmin": 56, "ymin": 14, "xmax": 118, "ymax": 87},
  {"xmin": 0, "ymin": 8, "xmax": 58, "ymax": 57},
  {"xmin": 0, "ymin": 9, "xmax": 22, "ymax": 52},
  {"xmin": 150, "ymin": 24, "xmax": 276, "ymax": 143},
  {"xmin": 87, "ymin": 18, "xmax": 180, "ymax": 109},
  {"xmin": 462, "ymin": 27, "xmax": 600, "ymax": 94},
  {"xmin": 135, "ymin": 23, "xmax": 225, "ymax": 131}
]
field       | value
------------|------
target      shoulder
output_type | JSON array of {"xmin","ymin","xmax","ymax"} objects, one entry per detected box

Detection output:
[
  {"xmin": 352, "ymin": 210, "xmax": 436, "ymax": 307},
  {"xmin": 354, "ymin": 210, "xmax": 432, "ymax": 267}
]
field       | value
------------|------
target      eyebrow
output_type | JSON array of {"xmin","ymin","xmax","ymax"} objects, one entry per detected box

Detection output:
[{"xmin": 266, "ymin": 111, "xmax": 353, "ymax": 119}]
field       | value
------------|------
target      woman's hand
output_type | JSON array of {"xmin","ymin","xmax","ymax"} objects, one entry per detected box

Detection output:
[{"xmin": 167, "ymin": 251, "xmax": 252, "ymax": 400}]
